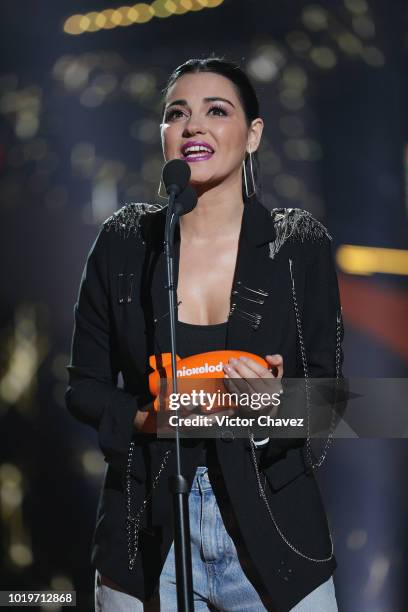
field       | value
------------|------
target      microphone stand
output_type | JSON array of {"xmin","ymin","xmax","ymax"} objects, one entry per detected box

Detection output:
[{"xmin": 163, "ymin": 188, "xmax": 194, "ymax": 612}]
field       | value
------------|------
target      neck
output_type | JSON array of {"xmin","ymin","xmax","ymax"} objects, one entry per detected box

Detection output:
[{"xmin": 179, "ymin": 175, "xmax": 245, "ymax": 243}]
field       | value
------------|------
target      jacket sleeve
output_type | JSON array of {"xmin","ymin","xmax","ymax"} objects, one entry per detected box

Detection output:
[
  {"xmin": 298, "ymin": 235, "xmax": 344, "ymax": 379},
  {"xmin": 259, "ymin": 235, "xmax": 346, "ymax": 470},
  {"xmin": 65, "ymin": 225, "xmax": 147, "ymax": 477}
]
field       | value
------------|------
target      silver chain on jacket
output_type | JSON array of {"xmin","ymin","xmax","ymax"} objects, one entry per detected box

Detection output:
[
  {"xmin": 248, "ymin": 432, "xmax": 334, "ymax": 563},
  {"xmin": 288, "ymin": 257, "xmax": 343, "ymax": 470},
  {"xmin": 247, "ymin": 256, "xmax": 343, "ymax": 563},
  {"xmin": 126, "ymin": 442, "xmax": 172, "ymax": 571}
]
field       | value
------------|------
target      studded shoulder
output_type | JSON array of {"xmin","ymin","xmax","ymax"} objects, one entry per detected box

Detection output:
[
  {"xmin": 268, "ymin": 207, "xmax": 332, "ymax": 260},
  {"xmin": 103, "ymin": 202, "xmax": 164, "ymax": 239}
]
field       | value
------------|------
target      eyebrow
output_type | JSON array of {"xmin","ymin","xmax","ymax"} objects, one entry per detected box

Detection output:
[{"xmin": 165, "ymin": 96, "xmax": 236, "ymax": 110}]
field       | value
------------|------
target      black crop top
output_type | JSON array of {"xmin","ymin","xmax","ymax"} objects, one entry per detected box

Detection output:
[{"xmin": 175, "ymin": 319, "xmax": 228, "ymax": 466}]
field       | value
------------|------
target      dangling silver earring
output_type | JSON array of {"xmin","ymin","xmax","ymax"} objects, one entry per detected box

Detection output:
[
  {"xmin": 157, "ymin": 177, "xmax": 168, "ymax": 199},
  {"xmin": 243, "ymin": 146, "xmax": 256, "ymax": 198}
]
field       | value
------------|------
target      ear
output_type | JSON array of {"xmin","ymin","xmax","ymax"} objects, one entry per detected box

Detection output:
[{"xmin": 247, "ymin": 118, "xmax": 264, "ymax": 154}]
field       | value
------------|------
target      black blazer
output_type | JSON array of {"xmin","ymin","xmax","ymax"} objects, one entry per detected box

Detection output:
[{"xmin": 65, "ymin": 195, "xmax": 345, "ymax": 611}]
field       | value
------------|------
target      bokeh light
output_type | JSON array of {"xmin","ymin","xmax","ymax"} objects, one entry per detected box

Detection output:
[{"xmin": 63, "ymin": 0, "xmax": 225, "ymax": 34}]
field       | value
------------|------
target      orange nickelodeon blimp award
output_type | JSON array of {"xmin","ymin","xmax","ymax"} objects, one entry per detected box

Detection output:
[{"xmin": 148, "ymin": 350, "xmax": 270, "ymax": 414}]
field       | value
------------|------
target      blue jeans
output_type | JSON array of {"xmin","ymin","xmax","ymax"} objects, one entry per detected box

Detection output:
[{"xmin": 95, "ymin": 466, "xmax": 338, "ymax": 611}]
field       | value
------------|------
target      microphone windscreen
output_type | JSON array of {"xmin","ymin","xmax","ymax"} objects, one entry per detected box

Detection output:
[
  {"xmin": 162, "ymin": 159, "xmax": 191, "ymax": 195},
  {"xmin": 174, "ymin": 185, "xmax": 197, "ymax": 216}
]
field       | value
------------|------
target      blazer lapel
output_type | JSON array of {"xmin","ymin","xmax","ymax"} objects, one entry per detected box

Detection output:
[
  {"xmin": 225, "ymin": 196, "xmax": 277, "ymax": 353},
  {"xmin": 146, "ymin": 195, "xmax": 278, "ymax": 358}
]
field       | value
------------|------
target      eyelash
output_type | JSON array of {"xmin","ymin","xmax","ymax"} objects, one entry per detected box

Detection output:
[{"xmin": 164, "ymin": 105, "xmax": 228, "ymax": 121}]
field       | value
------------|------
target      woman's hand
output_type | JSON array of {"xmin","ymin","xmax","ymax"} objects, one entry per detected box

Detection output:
[
  {"xmin": 222, "ymin": 354, "xmax": 284, "ymax": 416},
  {"xmin": 133, "ymin": 402, "xmax": 157, "ymax": 433}
]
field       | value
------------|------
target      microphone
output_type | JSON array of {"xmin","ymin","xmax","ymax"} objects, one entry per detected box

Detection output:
[
  {"xmin": 162, "ymin": 159, "xmax": 191, "ymax": 197},
  {"xmin": 160, "ymin": 159, "xmax": 196, "ymax": 609},
  {"xmin": 174, "ymin": 185, "xmax": 197, "ymax": 216}
]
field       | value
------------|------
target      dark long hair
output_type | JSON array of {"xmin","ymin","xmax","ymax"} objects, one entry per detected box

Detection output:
[{"xmin": 161, "ymin": 57, "xmax": 263, "ymax": 202}]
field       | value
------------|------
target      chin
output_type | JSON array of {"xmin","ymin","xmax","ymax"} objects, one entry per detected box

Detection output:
[
  {"xmin": 190, "ymin": 176, "xmax": 224, "ymax": 192},
  {"xmin": 189, "ymin": 165, "xmax": 218, "ymax": 179},
  {"xmin": 190, "ymin": 174, "xmax": 211, "ymax": 183},
  {"xmin": 189, "ymin": 172, "xmax": 214, "ymax": 183},
  {"xmin": 189, "ymin": 171, "xmax": 213, "ymax": 184}
]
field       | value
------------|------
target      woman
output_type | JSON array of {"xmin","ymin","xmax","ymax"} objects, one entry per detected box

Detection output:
[{"xmin": 66, "ymin": 57, "xmax": 344, "ymax": 611}]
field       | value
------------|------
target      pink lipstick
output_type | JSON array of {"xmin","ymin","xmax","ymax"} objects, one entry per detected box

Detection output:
[{"xmin": 181, "ymin": 140, "xmax": 215, "ymax": 162}]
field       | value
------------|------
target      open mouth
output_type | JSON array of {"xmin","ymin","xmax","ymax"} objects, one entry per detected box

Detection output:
[{"xmin": 181, "ymin": 144, "xmax": 215, "ymax": 162}]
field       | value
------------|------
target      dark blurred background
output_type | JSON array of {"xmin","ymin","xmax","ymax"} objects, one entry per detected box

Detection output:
[{"xmin": 0, "ymin": 1, "xmax": 407, "ymax": 610}]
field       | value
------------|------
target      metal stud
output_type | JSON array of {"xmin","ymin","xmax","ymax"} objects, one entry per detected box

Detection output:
[{"xmin": 117, "ymin": 273, "xmax": 135, "ymax": 304}]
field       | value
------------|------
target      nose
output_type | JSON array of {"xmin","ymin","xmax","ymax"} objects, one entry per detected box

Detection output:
[{"xmin": 183, "ymin": 114, "xmax": 207, "ymax": 137}]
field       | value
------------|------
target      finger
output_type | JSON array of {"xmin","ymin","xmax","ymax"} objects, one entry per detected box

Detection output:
[
  {"xmin": 235, "ymin": 356, "xmax": 275, "ymax": 379},
  {"xmin": 224, "ymin": 376, "xmax": 268, "ymax": 416},
  {"xmin": 226, "ymin": 357, "xmax": 264, "ymax": 378},
  {"xmin": 265, "ymin": 354, "xmax": 284, "ymax": 378},
  {"xmin": 224, "ymin": 368, "xmax": 250, "ymax": 395},
  {"xmin": 223, "ymin": 375, "xmax": 249, "ymax": 410},
  {"xmin": 225, "ymin": 357, "xmax": 274, "ymax": 395}
]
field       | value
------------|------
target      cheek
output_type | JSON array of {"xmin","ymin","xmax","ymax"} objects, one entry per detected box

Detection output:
[{"xmin": 218, "ymin": 124, "xmax": 247, "ymax": 156}]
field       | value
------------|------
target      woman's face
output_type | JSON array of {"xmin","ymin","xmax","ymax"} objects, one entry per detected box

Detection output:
[{"xmin": 160, "ymin": 71, "xmax": 263, "ymax": 191}]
